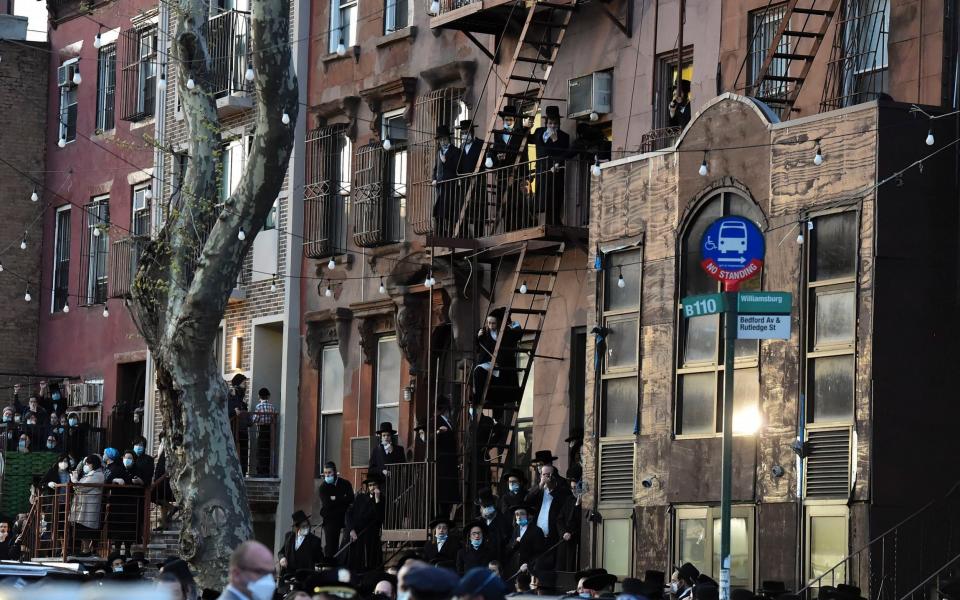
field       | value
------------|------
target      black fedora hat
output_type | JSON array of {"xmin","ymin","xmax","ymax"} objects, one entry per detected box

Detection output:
[
  {"xmin": 376, "ymin": 421, "xmax": 397, "ymax": 434},
  {"xmin": 429, "ymin": 516, "xmax": 455, "ymax": 530},
  {"xmin": 576, "ymin": 568, "xmax": 608, "ymax": 581},
  {"xmin": 291, "ymin": 510, "xmax": 310, "ymax": 525},
  {"xmin": 436, "ymin": 394, "xmax": 451, "ymax": 410},
  {"xmin": 436, "ymin": 124, "xmax": 453, "ymax": 139},
  {"xmin": 532, "ymin": 449, "xmax": 558, "ymax": 464},
  {"xmin": 476, "ymin": 489, "xmax": 496, "ymax": 507},
  {"xmin": 457, "ymin": 119, "xmax": 476, "ymax": 130},
  {"xmin": 363, "ymin": 472, "xmax": 385, "ymax": 486},
  {"xmin": 464, "ymin": 518, "xmax": 488, "ymax": 535},
  {"xmin": 565, "ymin": 428, "xmax": 584, "ymax": 443},
  {"xmin": 502, "ymin": 468, "xmax": 526, "ymax": 482},
  {"xmin": 582, "ymin": 573, "xmax": 617, "ymax": 591},
  {"xmin": 509, "ymin": 503, "xmax": 535, "ymax": 516},
  {"xmin": 498, "ymin": 105, "xmax": 519, "ymax": 118},
  {"xmin": 543, "ymin": 105, "xmax": 561, "ymax": 120}
]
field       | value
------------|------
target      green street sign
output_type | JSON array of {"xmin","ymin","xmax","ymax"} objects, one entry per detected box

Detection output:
[
  {"xmin": 737, "ymin": 291, "xmax": 793, "ymax": 314},
  {"xmin": 681, "ymin": 293, "xmax": 727, "ymax": 318}
]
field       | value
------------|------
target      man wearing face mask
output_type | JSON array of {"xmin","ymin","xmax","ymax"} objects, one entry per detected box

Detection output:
[
  {"xmin": 17, "ymin": 433, "xmax": 31, "ymax": 454},
  {"xmin": 431, "ymin": 124, "xmax": 462, "ymax": 237},
  {"xmin": 531, "ymin": 106, "xmax": 570, "ymax": 225},
  {"xmin": 477, "ymin": 490, "xmax": 511, "ymax": 554},
  {"xmin": 344, "ymin": 473, "xmax": 385, "ymax": 572},
  {"xmin": 129, "ymin": 435, "xmax": 155, "ymax": 487},
  {"xmin": 369, "ymin": 422, "xmax": 405, "ymax": 479},
  {"xmin": 64, "ymin": 411, "xmax": 89, "ymax": 460},
  {"xmin": 497, "ymin": 469, "xmax": 527, "ymax": 516},
  {"xmin": 489, "ymin": 104, "xmax": 529, "ymax": 233},
  {"xmin": 455, "ymin": 119, "xmax": 484, "ymax": 236},
  {"xmin": 218, "ymin": 540, "xmax": 276, "ymax": 600},
  {"xmin": 505, "ymin": 505, "xmax": 544, "ymax": 578},
  {"xmin": 456, "ymin": 520, "xmax": 498, "ymax": 575},
  {"xmin": 422, "ymin": 516, "xmax": 458, "ymax": 565},
  {"xmin": 278, "ymin": 510, "xmax": 324, "ymax": 577},
  {"xmin": 670, "ymin": 563, "xmax": 700, "ymax": 600},
  {"xmin": 524, "ymin": 462, "xmax": 571, "ymax": 571},
  {"xmin": 23, "ymin": 395, "xmax": 48, "ymax": 424},
  {"xmin": 318, "ymin": 461, "xmax": 354, "ymax": 558}
]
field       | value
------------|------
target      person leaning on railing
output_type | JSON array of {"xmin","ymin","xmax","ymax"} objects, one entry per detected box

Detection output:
[{"xmin": 69, "ymin": 454, "xmax": 106, "ymax": 556}]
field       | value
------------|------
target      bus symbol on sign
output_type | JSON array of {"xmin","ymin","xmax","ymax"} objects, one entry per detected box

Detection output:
[{"xmin": 700, "ymin": 216, "xmax": 765, "ymax": 289}]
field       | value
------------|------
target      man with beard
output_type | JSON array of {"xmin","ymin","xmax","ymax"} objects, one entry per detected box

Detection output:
[
  {"xmin": 524, "ymin": 463, "xmax": 571, "ymax": 571},
  {"xmin": 278, "ymin": 510, "xmax": 324, "ymax": 577},
  {"xmin": 344, "ymin": 473, "xmax": 386, "ymax": 572}
]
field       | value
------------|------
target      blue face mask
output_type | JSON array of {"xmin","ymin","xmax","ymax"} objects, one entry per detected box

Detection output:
[
  {"xmin": 123, "ymin": 458, "xmax": 134, "ymax": 468},
  {"xmin": 482, "ymin": 506, "xmax": 496, "ymax": 518},
  {"xmin": 133, "ymin": 445, "xmax": 144, "ymax": 456},
  {"xmin": 580, "ymin": 593, "xmax": 593, "ymax": 599},
  {"xmin": 46, "ymin": 442, "xmax": 56, "ymax": 450},
  {"xmin": 2, "ymin": 416, "xmax": 9, "ymax": 423},
  {"xmin": 509, "ymin": 483, "xmax": 520, "ymax": 493},
  {"xmin": 436, "ymin": 534, "xmax": 448, "ymax": 543},
  {"xmin": 324, "ymin": 475, "xmax": 335, "ymax": 485},
  {"xmin": 51, "ymin": 392, "xmax": 61, "ymax": 401},
  {"xmin": 398, "ymin": 590, "xmax": 411, "ymax": 600},
  {"xmin": 68, "ymin": 418, "xmax": 78, "ymax": 427},
  {"xmin": 471, "ymin": 539, "xmax": 482, "ymax": 549},
  {"xmin": 517, "ymin": 518, "xmax": 528, "ymax": 527},
  {"xmin": 18, "ymin": 441, "xmax": 26, "ymax": 450}
]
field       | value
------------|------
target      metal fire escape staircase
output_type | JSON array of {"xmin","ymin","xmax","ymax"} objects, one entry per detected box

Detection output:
[
  {"xmin": 450, "ymin": 0, "xmax": 577, "ymax": 238},
  {"xmin": 747, "ymin": 0, "xmax": 840, "ymax": 115}
]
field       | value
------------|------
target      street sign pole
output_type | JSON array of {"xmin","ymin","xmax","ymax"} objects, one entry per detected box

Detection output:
[{"xmin": 720, "ymin": 289, "xmax": 736, "ymax": 600}]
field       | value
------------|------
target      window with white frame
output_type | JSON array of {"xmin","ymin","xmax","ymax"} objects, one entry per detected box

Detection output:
[
  {"xmin": 384, "ymin": 0, "xmax": 408, "ymax": 34},
  {"xmin": 220, "ymin": 137, "xmax": 248, "ymax": 203},
  {"xmin": 382, "ymin": 109, "xmax": 407, "ymax": 242},
  {"xmin": 601, "ymin": 250, "xmax": 641, "ymax": 437},
  {"xmin": 676, "ymin": 506, "xmax": 755, "ymax": 589},
  {"xmin": 375, "ymin": 336, "xmax": 401, "ymax": 427},
  {"xmin": 329, "ymin": 0, "xmax": 358, "ymax": 53},
  {"xmin": 120, "ymin": 25, "xmax": 157, "ymax": 121},
  {"xmin": 804, "ymin": 211, "xmax": 858, "ymax": 424},
  {"xmin": 85, "ymin": 197, "xmax": 110, "ymax": 305},
  {"xmin": 96, "ymin": 44, "xmax": 117, "ymax": 132},
  {"xmin": 58, "ymin": 58, "xmax": 79, "ymax": 145},
  {"xmin": 320, "ymin": 345, "xmax": 345, "ymax": 473},
  {"xmin": 52, "ymin": 207, "xmax": 71, "ymax": 313},
  {"xmin": 132, "ymin": 184, "xmax": 152, "ymax": 236},
  {"xmin": 805, "ymin": 505, "xmax": 848, "ymax": 585},
  {"xmin": 676, "ymin": 191, "xmax": 762, "ymax": 436}
]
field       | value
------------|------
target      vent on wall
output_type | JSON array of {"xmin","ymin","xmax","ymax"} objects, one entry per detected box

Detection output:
[
  {"xmin": 599, "ymin": 441, "xmax": 635, "ymax": 503},
  {"xmin": 804, "ymin": 427, "xmax": 852, "ymax": 498},
  {"xmin": 350, "ymin": 436, "xmax": 372, "ymax": 469}
]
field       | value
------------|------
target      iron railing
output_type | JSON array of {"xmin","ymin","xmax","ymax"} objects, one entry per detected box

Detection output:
[
  {"xmin": 304, "ymin": 125, "xmax": 351, "ymax": 259},
  {"xmin": 433, "ymin": 0, "xmax": 482, "ymax": 16},
  {"xmin": 896, "ymin": 553, "xmax": 960, "ymax": 600},
  {"xmin": 206, "ymin": 10, "xmax": 251, "ymax": 97},
  {"xmin": 353, "ymin": 143, "xmax": 406, "ymax": 247},
  {"xmin": 304, "ymin": 191, "xmax": 349, "ymax": 259},
  {"xmin": 230, "ymin": 411, "xmax": 280, "ymax": 478},
  {"xmin": 820, "ymin": 0, "xmax": 889, "ymax": 111},
  {"xmin": 409, "ymin": 88, "xmax": 467, "ymax": 234},
  {"xmin": 417, "ymin": 156, "xmax": 591, "ymax": 239},
  {"xmin": 108, "ymin": 236, "xmax": 146, "ymax": 298},
  {"xmin": 640, "ymin": 126, "xmax": 683, "ymax": 153},
  {"xmin": 797, "ymin": 482, "xmax": 960, "ymax": 600},
  {"xmin": 382, "ymin": 461, "xmax": 435, "ymax": 536}
]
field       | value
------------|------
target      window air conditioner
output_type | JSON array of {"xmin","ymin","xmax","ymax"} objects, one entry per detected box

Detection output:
[
  {"xmin": 57, "ymin": 63, "xmax": 78, "ymax": 88},
  {"xmin": 567, "ymin": 71, "xmax": 612, "ymax": 118}
]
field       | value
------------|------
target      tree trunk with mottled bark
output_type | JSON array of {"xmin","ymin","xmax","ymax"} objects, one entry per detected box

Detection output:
[{"xmin": 128, "ymin": 0, "xmax": 297, "ymax": 588}]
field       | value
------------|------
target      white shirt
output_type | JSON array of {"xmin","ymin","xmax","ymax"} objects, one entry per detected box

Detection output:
[
  {"xmin": 543, "ymin": 129, "xmax": 555, "ymax": 143},
  {"xmin": 437, "ymin": 539, "xmax": 446, "ymax": 552},
  {"xmin": 463, "ymin": 140, "xmax": 473, "ymax": 154},
  {"xmin": 295, "ymin": 532, "xmax": 306, "ymax": 550},
  {"xmin": 537, "ymin": 490, "xmax": 553, "ymax": 536},
  {"xmin": 518, "ymin": 524, "xmax": 528, "ymax": 538}
]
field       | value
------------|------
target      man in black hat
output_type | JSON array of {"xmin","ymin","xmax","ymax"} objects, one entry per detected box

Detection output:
[
  {"xmin": 369, "ymin": 422, "xmax": 406, "ymax": 478},
  {"xmin": 668, "ymin": 79, "xmax": 692, "ymax": 128},
  {"xmin": 555, "ymin": 474, "xmax": 584, "ymax": 572},
  {"xmin": 457, "ymin": 519, "xmax": 499, "ymax": 574},
  {"xmin": 532, "ymin": 105, "xmax": 570, "ymax": 225},
  {"xmin": 477, "ymin": 489, "xmax": 512, "ymax": 553},
  {"xmin": 422, "ymin": 516, "xmax": 459, "ymax": 565},
  {"xmin": 505, "ymin": 504, "xmax": 546, "ymax": 578},
  {"xmin": 670, "ymin": 563, "xmax": 700, "ymax": 600},
  {"xmin": 490, "ymin": 105, "xmax": 529, "ymax": 233},
  {"xmin": 432, "ymin": 396, "xmax": 460, "ymax": 517},
  {"xmin": 524, "ymin": 459, "xmax": 571, "ymax": 571},
  {"xmin": 498, "ymin": 469, "xmax": 528, "ymax": 516},
  {"xmin": 432, "ymin": 124, "xmax": 462, "ymax": 236},
  {"xmin": 565, "ymin": 428, "xmax": 584, "ymax": 482},
  {"xmin": 319, "ymin": 461, "xmax": 355, "ymax": 558},
  {"xmin": 531, "ymin": 449, "xmax": 568, "ymax": 489},
  {"xmin": 278, "ymin": 510, "xmax": 324, "ymax": 577},
  {"xmin": 344, "ymin": 473, "xmax": 386, "ymax": 572},
  {"xmin": 474, "ymin": 308, "xmax": 524, "ymax": 423},
  {"xmin": 454, "ymin": 119, "xmax": 485, "ymax": 236}
]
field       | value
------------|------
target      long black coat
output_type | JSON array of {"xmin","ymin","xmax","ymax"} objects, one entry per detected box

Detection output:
[
  {"xmin": 524, "ymin": 485, "xmax": 572, "ymax": 544},
  {"xmin": 532, "ymin": 127, "xmax": 570, "ymax": 224},
  {"xmin": 318, "ymin": 477, "xmax": 354, "ymax": 529},
  {"xmin": 456, "ymin": 540, "xmax": 499, "ymax": 574},
  {"xmin": 343, "ymin": 492, "xmax": 385, "ymax": 572},
  {"xmin": 457, "ymin": 138, "xmax": 484, "ymax": 175},
  {"xmin": 278, "ymin": 529, "xmax": 324, "ymax": 574},
  {"xmin": 433, "ymin": 413, "xmax": 459, "ymax": 506},
  {"xmin": 422, "ymin": 534, "xmax": 460, "ymax": 565},
  {"xmin": 131, "ymin": 453, "xmax": 155, "ymax": 486},
  {"xmin": 497, "ymin": 487, "xmax": 527, "ymax": 516},
  {"xmin": 475, "ymin": 323, "xmax": 524, "ymax": 406},
  {"xmin": 555, "ymin": 494, "xmax": 582, "ymax": 572},
  {"xmin": 505, "ymin": 523, "xmax": 546, "ymax": 575},
  {"xmin": 369, "ymin": 444, "xmax": 406, "ymax": 479},
  {"xmin": 490, "ymin": 129, "xmax": 529, "ymax": 167},
  {"xmin": 482, "ymin": 512, "xmax": 514, "ymax": 553},
  {"xmin": 433, "ymin": 145, "xmax": 463, "ymax": 228}
]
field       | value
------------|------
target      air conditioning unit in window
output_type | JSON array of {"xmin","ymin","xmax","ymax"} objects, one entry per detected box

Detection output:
[
  {"xmin": 568, "ymin": 71, "xmax": 612, "ymax": 118},
  {"xmin": 57, "ymin": 63, "xmax": 78, "ymax": 88}
]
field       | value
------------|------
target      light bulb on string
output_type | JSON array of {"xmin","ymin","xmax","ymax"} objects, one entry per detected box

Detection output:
[
  {"xmin": 926, "ymin": 130, "xmax": 935, "ymax": 146},
  {"xmin": 144, "ymin": 187, "xmax": 153, "ymax": 200},
  {"xmin": 327, "ymin": 257, "xmax": 336, "ymax": 270},
  {"xmin": 93, "ymin": 226, "xmax": 101, "ymax": 237},
  {"xmin": 58, "ymin": 137, "xmax": 66, "ymax": 149},
  {"xmin": 519, "ymin": 281, "xmax": 528, "ymax": 294},
  {"xmin": 382, "ymin": 139, "xmax": 392, "ymax": 151},
  {"xmin": 379, "ymin": 278, "xmax": 386, "ymax": 295},
  {"xmin": 0, "ymin": 261, "xmax": 4, "ymax": 272},
  {"xmin": 30, "ymin": 188, "xmax": 38, "ymax": 202},
  {"xmin": 591, "ymin": 156, "xmax": 601, "ymax": 177},
  {"xmin": 336, "ymin": 39, "xmax": 347, "ymax": 56},
  {"xmin": 796, "ymin": 221, "xmax": 805, "ymax": 245},
  {"xmin": 282, "ymin": 112, "xmax": 290, "ymax": 125},
  {"xmin": 813, "ymin": 143, "xmax": 823, "ymax": 166},
  {"xmin": 62, "ymin": 300, "xmax": 69, "ymax": 313},
  {"xmin": 270, "ymin": 275, "xmax": 277, "ymax": 293},
  {"xmin": 485, "ymin": 155, "xmax": 494, "ymax": 169},
  {"xmin": 245, "ymin": 65, "xmax": 255, "ymax": 82},
  {"xmin": 72, "ymin": 67, "xmax": 81, "ymax": 86},
  {"xmin": 429, "ymin": 0, "xmax": 440, "ymax": 14},
  {"xmin": 324, "ymin": 285, "xmax": 332, "ymax": 298},
  {"xmin": 698, "ymin": 153, "xmax": 709, "ymax": 177},
  {"xmin": 24, "ymin": 289, "xmax": 31, "ymax": 302},
  {"xmin": 186, "ymin": 77, "xmax": 195, "ymax": 90},
  {"xmin": 102, "ymin": 304, "xmax": 109, "ymax": 318},
  {"xmin": 238, "ymin": 227, "xmax": 246, "ymax": 241},
  {"xmin": 93, "ymin": 32, "xmax": 102, "ymax": 49},
  {"xmin": 158, "ymin": 67, "xmax": 166, "ymax": 90},
  {"xmin": 589, "ymin": 111, "xmax": 599, "ymax": 122},
  {"xmin": 20, "ymin": 235, "xmax": 27, "ymax": 250},
  {"xmin": 425, "ymin": 271, "xmax": 435, "ymax": 288},
  {"xmin": 617, "ymin": 267, "xmax": 626, "ymax": 289}
]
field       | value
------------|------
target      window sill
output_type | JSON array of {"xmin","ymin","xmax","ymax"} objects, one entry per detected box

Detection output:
[
  {"xmin": 130, "ymin": 117, "xmax": 156, "ymax": 131},
  {"xmin": 376, "ymin": 26, "xmax": 416, "ymax": 48},
  {"xmin": 94, "ymin": 128, "xmax": 116, "ymax": 139},
  {"xmin": 322, "ymin": 47, "xmax": 359, "ymax": 64},
  {"xmin": 673, "ymin": 431, "xmax": 760, "ymax": 440}
]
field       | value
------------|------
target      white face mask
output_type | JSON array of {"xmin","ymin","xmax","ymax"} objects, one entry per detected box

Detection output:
[
  {"xmin": 671, "ymin": 582, "xmax": 679, "ymax": 594},
  {"xmin": 83, "ymin": 464, "xmax": 92, "ymax": 474},
  {"xmin": 58, "ymin": 461, "xmax": 69, "ymax": 471},
  {"xmin": 299, "ymin": 526, "xmax": 310, "ymax": 535},
  {"xmin": 247, "ymin": 573, "xmax": 276, "ymax": 600}
]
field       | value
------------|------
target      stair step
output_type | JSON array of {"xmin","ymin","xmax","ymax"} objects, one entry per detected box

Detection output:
[
  {"xmin": 510, "ymin": 307, "xmax": 548, "ymax": 314},
  {"xmin": 783, "ymin": 29, "xmax": 824, "ymax": 38},
  {"xmin": 754, "ymin": 96, "xmax": 792, "ymax": 105},
  {"xmin": 515, "ymin": 56, "xmax": 555, "ymax": 65},
  {"xmin": 522, "ymin": 39, "xmax": 562, "ymax": 48},
  {"xmin": 518, "ymin": 269, "xmax": 558, "ymax": 276},
  {"xmin": 517, "ymin": 288, "xmax": 552, "ymax": 295},
  {"xmin": 510, "ymin": 74, "xmax": 548, "ymax": 84},
  {"xmin": 533, "ymin": 1, "xmax": 577, "ymax": 10},
  {"xmin": 772, "ymin": 52, "xmax": 815, "ymax": 61},
  {"xmin": 792, "ymin": 7, "xmax": 834, "ymax": 16},
  {"xmin": 503, "ymin": 91, "xmax": 540, "ymax": 100},
  {"xmin": 763, "ymin": 75, "xmax": 805, "ymax": 83}
]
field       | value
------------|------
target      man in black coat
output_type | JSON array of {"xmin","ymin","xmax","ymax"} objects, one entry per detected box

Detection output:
[
  {"xmin": 497, "ymin": 469, "xmax": 528, "ymax": 516},
  {"xmin": 532, "ymin": 105, "xmax": 570, "ymax": 225},
  {"xmin": 369, "ymin": 422, "xmax": 405, "ymax": 480},
  {"xmin": 473, "ymin": 308, "xmax": 524, "ymax": 422},
  {"xmin": 555, "ymin": 472, "xmax": 583, "ymax": 572},
  {"xmin": 504, "ymin": 504, "xmax": 545, "ymax": 577},
  {"xmin": 432, "ymin": 124, "xmax": 462, "ymax": 236},
  {"xmin": 278, "ymin": 510, "xmax": 324, "ymax": 577},
  {"xmin": 490, "ymin": 105, "xmax": 529, "ymax": 232},
  {"xmin": 422, "ymin": 516, "xmax": 459, "ymax": 565},
  {"xmin": 318, "ymin": 461, "xmax": 355, "ymax": 558},
  {"xmin": 344, "ymin": 473, "xmax": 386, "ymax": 572},
  {"xmin": 668, "ymin": 79, "xmax": 692, "ymax": 128},
  {"xmin": 129, "ymin": 436, "xmax": 155, "ymax": 487},
  {"xmin": 433, "ymin": 396, "xmax": 459, "ymax": 516},
  {"xmin": 477, "ymin": 490, "xmax": 512, "ymax": 555},
  {"xmin": 524, "ymin": 462, "xmax": 572, "ymax": 571},
  {"xmin": 456, "ymin": 119, "xmax": 485, "ymax": 236},
  {"xmin": 457, "ymin": 519, "xmax": 499, "ymax": 574}
]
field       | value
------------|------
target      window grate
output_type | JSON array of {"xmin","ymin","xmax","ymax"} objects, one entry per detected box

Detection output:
[
  {"xmin": 805, "ymin": 427, "xmax": 852, "ymax": 498},
  {"xmin": 599, "ymin": 441, "xmax": 635, "ymax": 503},
  {"xmin": 304, "ymin": 124, "xmax": 351, "ymax": 259},
  {"xmin": 820, "ymin": 0, "xmax": 889, "ymax": 111},
  {"xmin": 118, "ymin": 26, "xmax": 157, "ymax": 122},
  {"xmin": 350, "ymin": 436, "xmax": 373, "ymax": 469},
  {"xmin": 409, "ymin": 88, "xmax": 466, "ymax": 235}
]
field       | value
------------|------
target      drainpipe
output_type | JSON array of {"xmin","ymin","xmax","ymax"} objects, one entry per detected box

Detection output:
[{"xmin": 589, "ymin": 247, "xmax": 606, "ymax": 564}]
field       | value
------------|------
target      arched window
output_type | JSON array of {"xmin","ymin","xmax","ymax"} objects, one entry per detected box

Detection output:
[{"xmin": 676, "ymin": 190, "xmax": 763, "ymax": 436}]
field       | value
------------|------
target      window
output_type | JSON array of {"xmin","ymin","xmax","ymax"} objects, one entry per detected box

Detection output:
[
  {"xmin": 220, "ymin": 137, "xmax": 248, "ymax": 202},
  {"xmin": 805, "ymin": 505, "xmax": 848, "ymax": 585},
  {"xmin": 384, "ymin": 0, "xmax": 408, "ymax": 33},
  {"xmin": 382, "ymin": 110, "xmax": 407, "ymax": 243},
  {"xmin": 676, "ymin": 191, "xmax": 762, "ymax": 436},
  {"xmin": 748, "ymin": 4, "xmax": 790, "ymax": 101},
  {"xmin": 132, "ymin": 184, "xmax": 152, "ymax": 236},
  {"xmin": 304, "ymin": 125, "xmax": 351, "ymax": 258},
  {"xmin": 600, "ymin": 250, "xmax": 641, "ymax": 437},
  {"xmin": 52, "ymin": 207, "xmax": 71, "ymax": 313},
  {"xmin": 654, "ymin": 48, "xmax": 693, "ymax": 129},
  {"xmin": 320, "ymin": 345, "xmax": 345, "ymax": 474},
  {"xmin": 58, "ymin": 58, "xmax": 79, "ymax": 145},
  {"xmin": 599, "ymin": 511, "xmax": 634, "ymax": 577},
  {"xmin": 805, "ymin": 212, "xmax": 858, "ymax": 423},
  {"xmin": 119, "ymin": 26, "xmax": 157, "ymax": 121},
  {"xmin": 375, "ymin": 336, "xmax": 401, "ymax": 426},
  {"xmin": 514, "ymin": 340, "xmax": 535, "ymax": 466},
  {"xmin": 96, "ymin": 44, "xmax": 117, "ymax": 132},
  {"xmin": 823, "ymin": 0, "xmax": 889, "ymax": 109},
  {"xmin": 329, "ymin": 0, "xmax": 358, "ymax": 53},
  {"xmin": 84, "ymin": 197, "xmax": 110, "ymax": 305},
  {"xmin": 676, "ymin": 506, "xmax": 755, "ymax": 589}
]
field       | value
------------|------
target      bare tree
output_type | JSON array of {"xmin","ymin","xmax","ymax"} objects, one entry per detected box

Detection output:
[{"xmin": 129, "ymin": 0, "xmax": 297, "ymax": 587}]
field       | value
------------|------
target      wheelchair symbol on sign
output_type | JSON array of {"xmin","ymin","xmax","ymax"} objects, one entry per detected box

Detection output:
[{"xmin": 703, "ymin": 236, "xmax": 717, "ymax": 251}]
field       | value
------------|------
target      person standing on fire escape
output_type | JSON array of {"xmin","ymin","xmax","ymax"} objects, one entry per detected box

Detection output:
[
  {"xmin": 473, "ymin": 308, "xmax": 524, "ymax": 429},
  {"xmin": 432, "ymin": 124, "xmax": 462, "ymax": 237},
  {"xmin": 490, "ymin": 105, "xmax": 529, "ymax": 234}
]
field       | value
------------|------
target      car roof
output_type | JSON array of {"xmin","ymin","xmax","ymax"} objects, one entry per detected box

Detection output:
[{"xmin": 0, "ymin": 560, "xmax": 82, "ymax": 578}]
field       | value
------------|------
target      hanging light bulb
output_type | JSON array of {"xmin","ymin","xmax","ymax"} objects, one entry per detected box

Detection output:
[
  {"xmin": 72, "ymin": 66, "xmax": 81, "ymax": 86},
  {"xmin": 20, "ymin": 235, "xmax": 27, "ymax": 250},
  {"xmin": 485, "ymin": 155, "xmax": 494, "ymax": 169},
  {"xmin": 926, "ymin": 129, "xmax": 935, "ymax": 146},
  {"xmin": 270, "ymin": 276, "xmax": 277, "ymax": 293},
  {"xmin": 24, "ymin": 289, "xmax": 31, "ymax": 302},
  {"xmin": 336, "ymin": 39, "xmax": 347, "ymax": 56},
  {"xmin": 589, "ymin": 111, "xmax": 599, "ymax": 122},
  {"xmin": 0, "ymin": 261, "xmax": 4, "ymax": 271},
  {"xmin": 186, "ymin": 77, "xmax": 195, "ymax": 90},
  {"xmin": 102, "ymin": 304, "xmax": 110, "ymax": 318},
  {"xmin": 698, "ymin": 154, "xmax": 709, "ymax": 177},
  {"xmin": 327, "ymin": 257, "xmax": 336, "ymax": 270},
  {"xmin": 429, "ymin": 0, "xmax": 440, "ymax": 14},
  {"xmin": 30, "ymin": 188, "xmax": 38, "ymax": 202},
  {"xmin": 238, "ymin": 227, "xmax": 246, "ymax": 241},
  {"xmin": 796, "ymin": 222, "xmax": 805, "ymax": 245},
  {"xmin": 282, "ymin": 112, "xmax": 291, "ymax": 125},
  {"xmin": 93, "ymin": 32, "xmax": 102, "ymax": 49},
  {"xmin": 144, "ymin": 187, "xmax": 153, "ymax": 200},
  {"xmin": 93, "ymin": 226, "xmax": 101, "ymax": 237},
  {"xmin": 62, "ymin": 300, "xmax": 69, "ymax": 313},
  {"xmin": 813, "ymin": 143, "xmax": 823, "ymax": 166},
  {"xmin": 325, "ymin": 285, "xmax": 333, "ymax": 297},
  {"xmin": 591, "ymin": 156, "xmax": 602, "ymax": 177},
  {"xmin": 158, "ymin": 66, "xmax": 166, "ymax": 89},
  {"xmin": 519, "ymin": 281, "xmax": 528, "ymax": 294},
  {"xmin": 379, "ymin": 278, "xmax": 386, "ymax": 294},
  {"xmin": 58, "ymin": 137, "xmax": 66, "ymax": 149},
  {"xmin": 382, "ymin": 138, "xmax": 392, "ymax": 151},
  {"xmin": 425, "ymin": 271, "xmax": 435, "ymax": 288},
  {"xmin": 245, "ymin": 65, "xmax": 255, "ymax": 82},
  {"xmin": 617, "ymin": 268, "xmax": 626, "ymax": 289}
]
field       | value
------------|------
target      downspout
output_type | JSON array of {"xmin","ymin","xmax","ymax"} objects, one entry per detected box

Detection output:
[{"xmin": 589, "ymin": 247, "xmax": 606, "ymax": 565}]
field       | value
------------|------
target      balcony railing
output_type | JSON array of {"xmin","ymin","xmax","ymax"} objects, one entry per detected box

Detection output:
[
  {"xmin": 304, "ymin": 189, "xmax": 349, "ymax": 259},
  {"xmin": 108, "ymin": 236, "xmax": 145, "ymax": 298},
  {"xmin": 382, "ymin": 461, "xmax": 435, "ymax": 541},
  {"xmin": 434, "ymin": 0, "xmax": 482, "ymax": 16},
  {"xmin": 353, "ymin": 143, "xmax": 406, "ymax": 248},
  {"xmin": 415, "ymin": 156, "xmax": 590, "ymax": 240},
  {"xmin": 640, "ymin": 126, "xmax": 683, "ymax": 153},
  {"xmin": 206, "ymin": 10, "xmax": 251, "ymax": 97},
  {"xmin": 230, "ymin": 411, "xmax": 279, "ymax": 479}
]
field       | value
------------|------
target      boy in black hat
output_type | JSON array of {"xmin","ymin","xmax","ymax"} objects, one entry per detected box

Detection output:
[
  {"xmin": 455, "ymin": 119, "xmax": 485, "ymax": 236},
  {"xmin": 369, "ymin": 421, "xmax": 406, "ymax": 478},
  {"xmin": 504, "ymin": 504, "xmax": 545, "ymax": 577},
  {"xmin": 498, "ymin": 469, "xmax": 528, "ymax": 516},
  {"xmin": 422, "ymin": 516, "xmax": 459, "ymax": 565},
  {"xmin": 477, "ymin": 489, "xmax": 512, "ymax": 552},
  {"xmin": 490, "ymin": 105, "xmax": 529, "ymax": 233},
  {"xmin": 457, "ymin": 519, "xmax": 499, "ymax": 574},
  {"xmin": 432, "ymin": 124, "xmax": 462, "ymax": 236},
  {"xmin": 532, "ymin": 105, "xmax": 570, "ymax": 225},
  {"xmin": 319, "ymin": 461, "xmax": 355, "ymax": 558},
  {"xmin": 344, "ymin": 472, "xmax": 386, "ymax": 572},
  {"xmin": 278, "ymin": 510, "xmax": 324, "ymax": 577}
]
